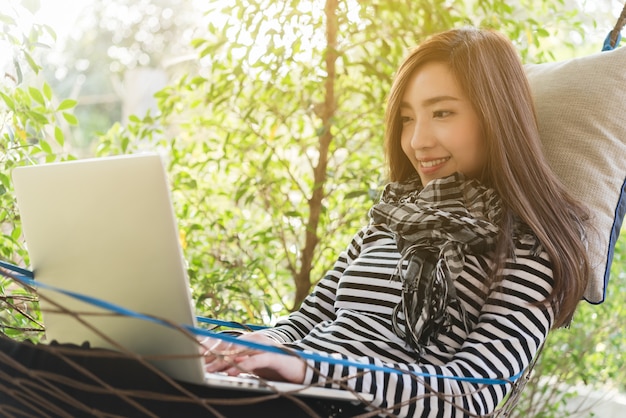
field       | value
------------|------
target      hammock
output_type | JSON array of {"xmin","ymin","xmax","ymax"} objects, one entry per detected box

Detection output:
[{"xmin": 2, "ymin": 7, "xmax": 626, "ymax": 418}]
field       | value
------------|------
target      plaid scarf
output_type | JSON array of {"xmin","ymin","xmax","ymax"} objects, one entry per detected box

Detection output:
[{"xmin": 369, "ymin": 173, "xmax": 502, "ymax": 352}]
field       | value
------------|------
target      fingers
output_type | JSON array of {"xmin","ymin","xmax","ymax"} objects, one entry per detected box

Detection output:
[
  {"xmin": 235, "ymin": 352, "xmax": 306, "ymax": 383},
  {"xmin": 201, "ymin": 331, "xmax": 288, "ymax": 376},
  {"xmin": 201, "ymin": 337, "xmax": 249, "ymax": 357},
  {"xmin": 200, "ymin": 334, "xmax": 306, "ymax": 384},
  {"xmin": 201, "ymin": 336, "xmax": 259, "ymax": 373}
]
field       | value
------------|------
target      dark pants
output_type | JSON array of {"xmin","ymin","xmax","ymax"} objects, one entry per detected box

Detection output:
[{"xmin": 0, "ymin": 334, "xmax": 368, "ymax": 418}]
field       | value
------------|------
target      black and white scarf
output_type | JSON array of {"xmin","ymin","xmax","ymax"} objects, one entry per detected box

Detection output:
[{"xmin": 369, "ymin": 173, "xmax": 503, "ymax": 352}]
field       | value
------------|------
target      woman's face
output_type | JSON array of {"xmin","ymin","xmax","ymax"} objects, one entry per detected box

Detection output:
[{"xmin": 400, "ymin": 61, "xmax": 486, "ymax": 186}]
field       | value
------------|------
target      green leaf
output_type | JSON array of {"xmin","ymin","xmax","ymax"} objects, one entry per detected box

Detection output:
[
  {"xmin": 11, "ymin": 225, "xmax": 21, "ymax": 241},
  {"xmin": 26, "ymin": 110, "xmax": 48, "ymax": 124},
  {"xmin": 13, "ymin": 58, "xmax": 23, "ymax": 84},
  {"xmin": 23, "ymin": 51, "xmax": 41, "ymax": 74},
  {"xmin": 0, "ymin": 172, "xmax": 10, "ymax": 189},
  {"xmin": 54, "ymin": 126, "xmax": 64, "ymax": 146},
  {"xmin": 23, "ymin": 0, "xmax": 41, "ymax": 13},
  {"xmin": 121, "ymin": 136, "xmax": 129, "ymax": 153},
  {"xmin": 190, "ymin": 38, "xmax": 207, "ymax": 48},
  {"xmin": 28, "ymin": 87, "xmax": 45, "ymax": 105},
  {"xmin": 344, "ymin": 190, "xmax": 367, "ymax": 199},
  {"xmin": 39, "ymin": 139, "xmax": 52, "ymax": 154},
  {"xmin": 43, "ymin": 82, "xmax": 53, "ymax": 101},
  {"xmin": 62, "ymin": 112, "xmax": 78, "ymax": 125},
  {"xmin": 0, "ymin": 14, "xmax": 16, "ymax": 25},
  {"xmin": 43, "ymin": 24, "xmax": 57, "ymax": 42},
  {"xmin": 57, "ymin": 99, "xmax": 77, "ymax": 111},
  {"xmin": 0, "ymin": 92, "xmax": 16, "ymax": 111}
]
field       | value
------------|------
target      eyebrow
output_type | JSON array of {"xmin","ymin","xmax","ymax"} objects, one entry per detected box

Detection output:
[{"xmin": 400, "ymin": 95, "xmax": 460, "ymax": 108}]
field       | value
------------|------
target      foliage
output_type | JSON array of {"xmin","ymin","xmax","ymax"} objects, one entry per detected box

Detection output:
[
  {"xmin": 97, "ymin": 0, "xmax": 585, "ymax": 321},
  {"xmin": 44, "ymin": 0, "xmax": 205, "ymax": 151},
  {"xmin": 511, "ymin": 234, "xmax": 626, "ymax": 417},
  {"xmin": 0, "ymin": 1, "xmax": 77, "ymax": 340},
  {"xmin": 1, "ymin": 0, "xmax": 624, "ymax": 416},
  {"xmin": 95, "ymin": 1, "xmax": 623, "ymax": 415}
]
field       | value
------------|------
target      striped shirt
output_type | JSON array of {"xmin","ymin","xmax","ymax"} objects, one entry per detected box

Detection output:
[{"xmin": 261, "ymin": 222, "xmax": 554, "ymax": 417}]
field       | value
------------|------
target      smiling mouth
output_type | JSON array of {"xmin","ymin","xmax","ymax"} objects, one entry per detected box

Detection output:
[{"xmin": 419, "ymin": 157, "xmax": 450, "ymax": 168}]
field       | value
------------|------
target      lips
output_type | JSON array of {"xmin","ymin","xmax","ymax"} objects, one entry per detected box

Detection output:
[{"xmin": 419, "ymin": 157, "xmax": 450, "ymax": 168}]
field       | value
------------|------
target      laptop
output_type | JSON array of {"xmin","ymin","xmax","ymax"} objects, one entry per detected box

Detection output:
[{"xmin": 11, "ymin": 153, "xmax": 373, "ymax": 403}]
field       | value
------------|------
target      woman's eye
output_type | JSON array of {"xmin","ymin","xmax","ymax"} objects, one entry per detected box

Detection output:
[
  {"xmin": 400, "ymin": 115, "xmax": 413, "ymax": 124},
  {"xmin": 433, "ymin": 110, "xmax": 452, "ymax": 118}
]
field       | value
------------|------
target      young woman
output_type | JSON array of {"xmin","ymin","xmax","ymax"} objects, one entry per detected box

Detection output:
[{"xmin": 203, "ymin": 27, "xmax": 591, "ymax": 417}]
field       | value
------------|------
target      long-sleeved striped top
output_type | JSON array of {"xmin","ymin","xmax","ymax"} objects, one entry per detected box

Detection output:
[{"xmin": 260, "ymin": 222, "xmax": 554, "ymax": 417}]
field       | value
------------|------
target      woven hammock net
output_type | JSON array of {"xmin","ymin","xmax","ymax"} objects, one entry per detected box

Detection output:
[{"xmin": 0, "ymin": 267, "xmax": 531, "ymax": 418}]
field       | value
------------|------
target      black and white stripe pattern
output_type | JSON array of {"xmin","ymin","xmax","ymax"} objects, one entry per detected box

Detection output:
[{"xmin": 261, "ymin": 221, "xmax": 554, "ymax": 417}]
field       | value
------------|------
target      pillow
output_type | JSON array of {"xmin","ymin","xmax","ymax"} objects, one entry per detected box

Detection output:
[{"xmin": 524, "ymin": 45, "xmax": 626, "ymax": 304}]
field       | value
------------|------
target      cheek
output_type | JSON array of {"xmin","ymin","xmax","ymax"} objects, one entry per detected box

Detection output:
[{"xmin": 465, "ymin": 136, "xmax": 487, "ymax": 175}]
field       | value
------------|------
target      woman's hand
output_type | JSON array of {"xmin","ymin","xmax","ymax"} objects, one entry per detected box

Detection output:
[
  {"xmin": 234, "ymin": 350, "xmax": 306, "ymax": 384},
  {"xmin": 202, "ymin": 331, "xmax": 273, "ymax": 374},
  {"xmin": 201, "ymin": 331, "xmax": 305, "ymax": 384}
]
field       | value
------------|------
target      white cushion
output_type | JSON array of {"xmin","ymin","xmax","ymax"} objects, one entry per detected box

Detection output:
[{"xmin": 525, "ymin": 46, "xmax": 626, "ymax": 303}]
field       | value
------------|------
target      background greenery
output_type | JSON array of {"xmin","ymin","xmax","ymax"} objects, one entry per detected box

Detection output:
[{"xmin": 1, "ymin": 0, "xmax": 624, "ymax": 416}]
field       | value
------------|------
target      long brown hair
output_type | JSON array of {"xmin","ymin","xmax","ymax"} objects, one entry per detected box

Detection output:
[{"xmin": 384, "ymin": 27, "xmax": 590, "ymax": 327}]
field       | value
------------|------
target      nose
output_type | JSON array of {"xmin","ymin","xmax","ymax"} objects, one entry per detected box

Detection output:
[{"xmin": 409, "ymin": 118, "xmax": 434, "ymax": 150}]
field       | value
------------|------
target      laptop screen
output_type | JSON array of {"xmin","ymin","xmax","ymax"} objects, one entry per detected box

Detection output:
[{"xmin": 12, "ymin": 154, "xmax": 204, "ymax": 383}]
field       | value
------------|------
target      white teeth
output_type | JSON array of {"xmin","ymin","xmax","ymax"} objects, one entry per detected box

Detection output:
[{"xmin": 420, "ymin": 158, "xmax": 448, "ymax": 168}]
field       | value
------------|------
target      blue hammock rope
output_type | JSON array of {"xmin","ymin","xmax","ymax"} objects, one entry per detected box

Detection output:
[
  {"xmin": 603, "ymin": 31, "xmax": 623, "ymax": 51},
  {"xmin": 0, "ymin": 259, "xmax": 522, "ymax": 387},
  {"xmin": 604, "ymin": 2, "xmax": 626, "ymax": 51}
]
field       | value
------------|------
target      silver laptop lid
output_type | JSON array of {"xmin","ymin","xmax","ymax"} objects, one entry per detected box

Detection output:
[{"xmin": 12, "ymin": 153, "xmax": 204, "ymax": 384}]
